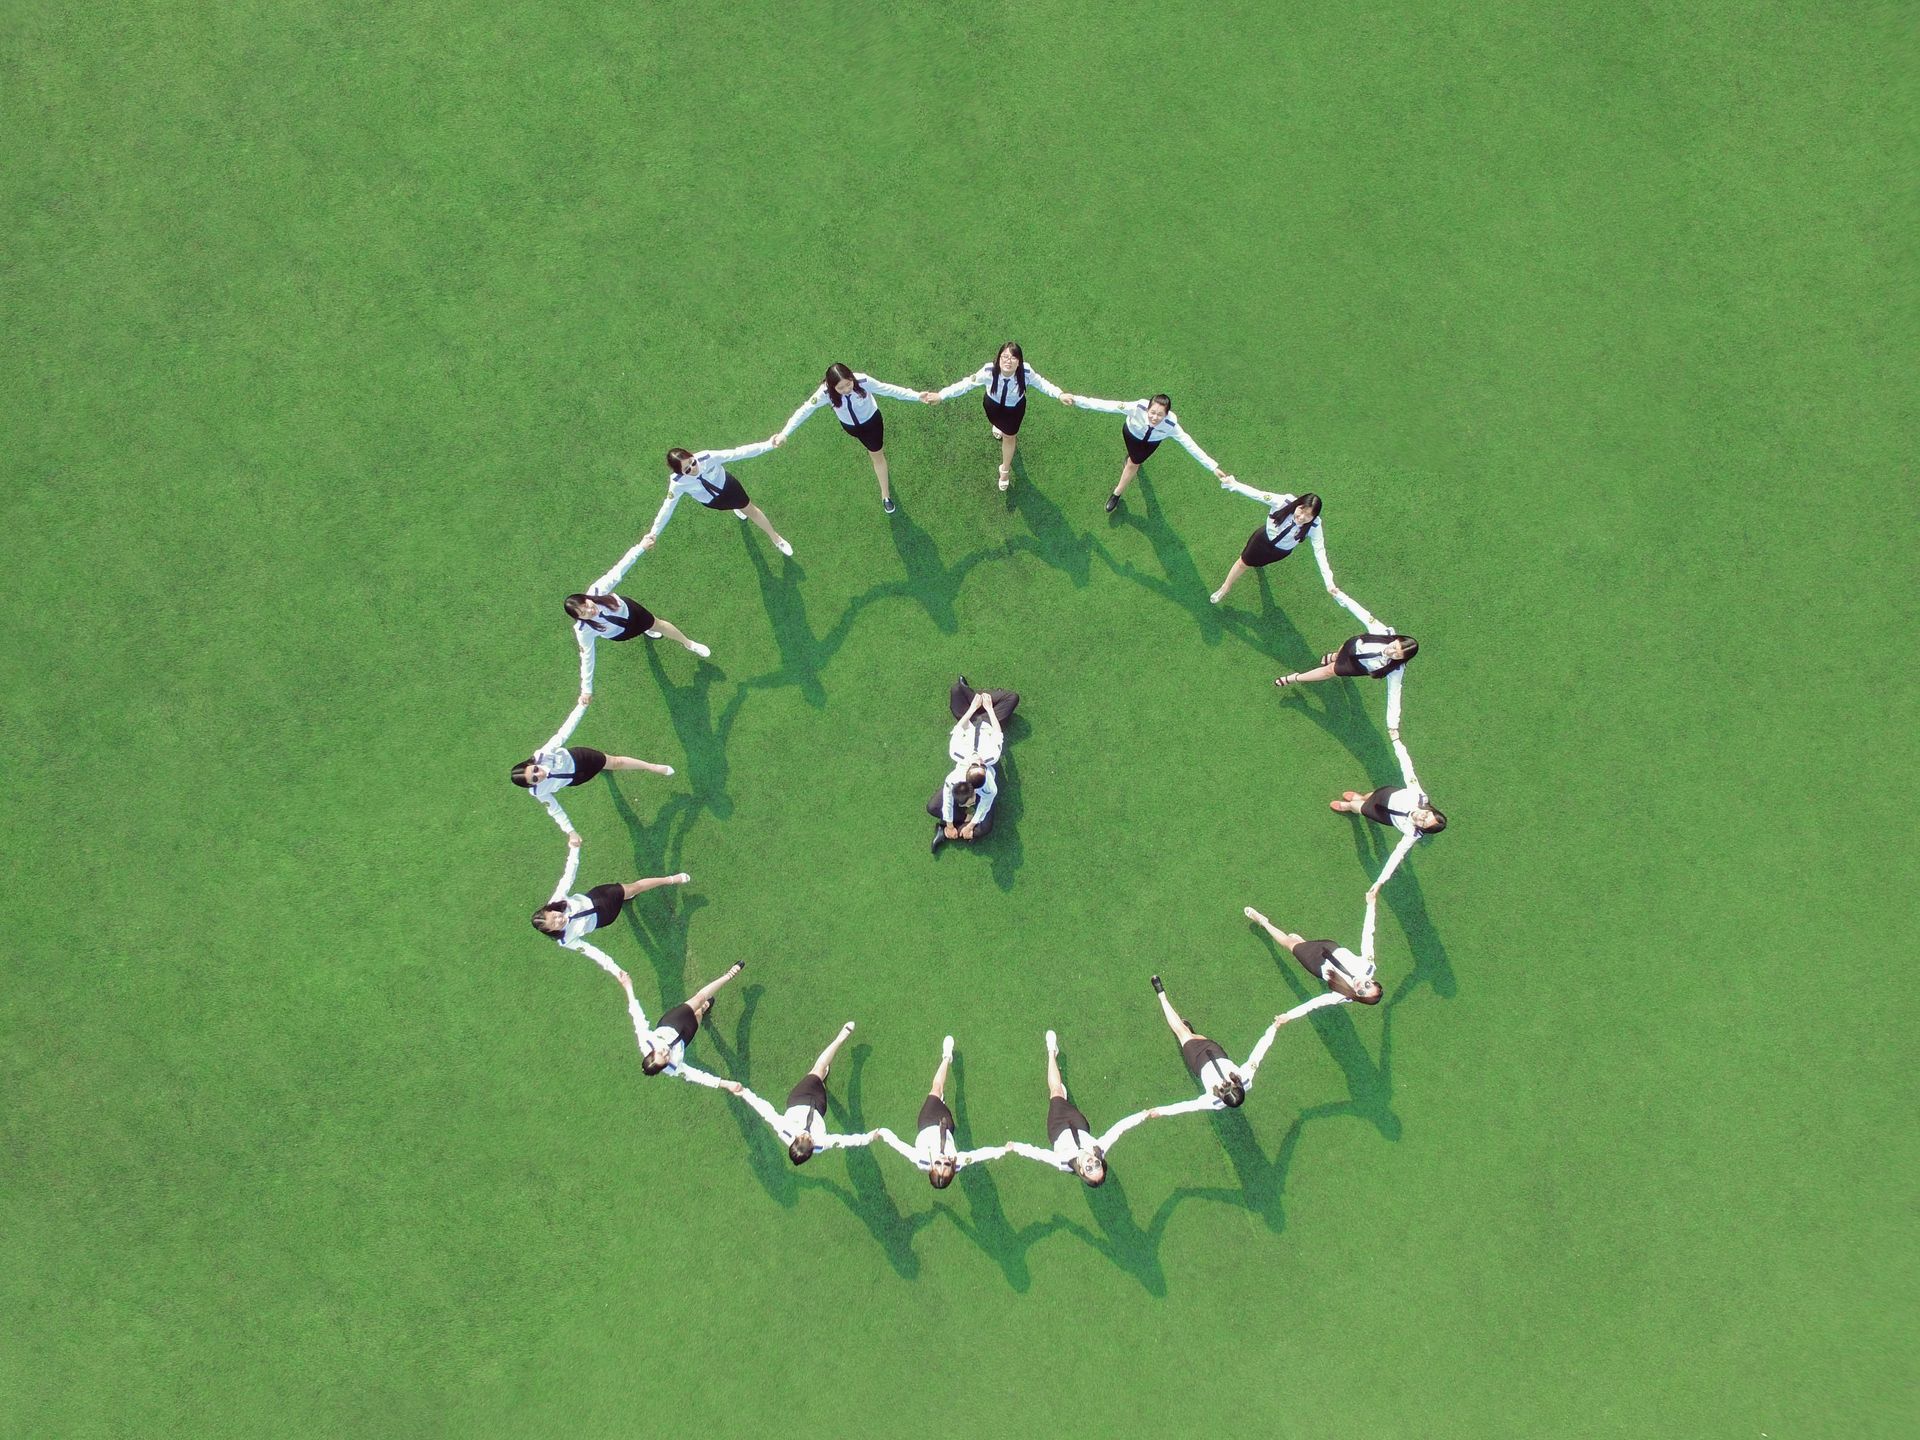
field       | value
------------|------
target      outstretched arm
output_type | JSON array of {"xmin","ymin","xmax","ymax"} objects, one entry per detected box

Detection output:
[
  {"xmin": 778, "ymin": 385, "xmax": 831, "ymax": 439},
  {"xmin": 1165, "ymin": 418, "xmax": 1224, "ymax": 475},
  {"xmin": 706, "ymin": 437, "xmax": 779, "ymax": 465},
  {"xmin": 1220, "ymin": 475, "xmax": 1289, "ymax": 508},
  {"xmin": 676, "ymin": 1063, "xmax": 744, "ymax": 1093},
  {"xmin": 873, "ymin": 1128, "xmax": 923, "ymax": 1164},
  {"xmin": 1022, "ymin": 366, "xmax": 1067, "ymax": 400},
  {"xmin": 537, "ymin": 791, "xmax": 575, "ymax": 836},
  {"xmin": 1392, "ymin": 735, "xmax": 1420, "ymax": 791},
  {"xmin": 1003, "ymin": 1141, "xmax": 1072, "ymax": 1170},
  {"xmin": 954, "ymin": 1143, "xmax": 1011, "ymax": 1169},
  {"xmin": 1095, "ymin": 1107, "xmax": 1163, "ymax": 1151},
  {"xmin": 934, "ymin": 366, "xmax": 989, "ymax": 401},
  {"xmin": 548, "ymin": 839, "xmax": 582, "ymax": 904},
  {"xmin": 646, "ymin": 489, "xmax": 683, "ymax": 543},
  {"xmin": 863, "ymin": 377, "xmax": 927, "ymax": 403},
  {"xmin": 590, "ymin": 538, "xmax": 650, "ymax": 596},
  {"xmin": 1312, "ymin": 525, "xmax": 1385, "ymax": 630},
  {"xmin": 1385, "ymin": 669, "xmax": 1406, "ymax": 734},
  {"xmin": 820, "ymin": 1128, "xmax": 888, "ymax": 1152},
  {"xmin": 731, "ymin": 1085, "xmax": 786, "ymax": 1132},
  {"xmin": 1066, "ymin": 393, "xmax": 1132, "ymax": 415}
]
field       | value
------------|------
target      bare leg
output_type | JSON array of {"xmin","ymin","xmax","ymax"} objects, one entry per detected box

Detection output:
[
  {"xmin": 1278, "ymin": 659, "xmax": 1341, "ymax": 688},
  {"xmin": 870, "ymin": 448, "xmax": 892, "ymax": 502},
  {"xmin": 1113, "ymin": 457, "xmax": 1141, "ymax": 497},
  {"xmin": 997, "ymin": 430, "xmax": 1017, "ymax": 490},
  {"xmin": 621, "ymin": 873, "xmax": 690, "ymax": 899},
  {"xmin": 1244, "ymin": 907, "xmax": 1304, "ymax": 949},
  {"xmin": 1156, "ymin": 989, "xmax": 1195, "ymax": 1043},
  {"xmin": 741, "ymin": 502, "xmax": 788, "ymax": 550},
  {"xmin": 1330, "ymin": 790, "xmax": 1364, "ymax": 814},
  {"xmin": 686, "ymin": 961, "xmax": 745, "ymax": 1019},
  {"xmin": 604, "ymin": 755, "xmax": 674, "ymax": 776},
  {"xmin": 647, "ymin": 617, "xmax": 708, "ymax": 655},
  {"xmin": 1211, "ymin": 558, "xmax": 1249, "ymax": 604},
  {"xmin": 1045, "ymin": 1029, "xmax": 1066, "ymax": 1099},
  {"xmin": 929, "ymin": 1035, "xmax": 953, "ymax": 1100},
  {"xmin": 810, "ymin": 1020, "xmax": 856, "ymax": 1079}
]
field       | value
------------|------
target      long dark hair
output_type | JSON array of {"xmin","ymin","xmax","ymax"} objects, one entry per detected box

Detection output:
[
  {"xmin": 530, "ymin": 902, "xmax": 565, "ymax": 933},
  {"xmin": 563, "ymin": 593, "xmax": 597, "ymax": 622},
  {"xmin": 510, "ymin": 760, "xmax": 539, "ymax": 788},
  {"xmin": 824, "ymin": 361, "xmax": 866, "ymax": 405},
  {"xmin": 1420, "ymin": 805, "xmax": 1449, "ymax": 834},
  {"xmin": 992, "ymin": 341, "xmax": 1024, "ymax": 394},
  {"xmin": 1273, "ymin": 491, "xmax": 1322, "ymax": 528},
  {"xmin": 665, "ymin": 447, "xmax": 694, "ymax": 475}
]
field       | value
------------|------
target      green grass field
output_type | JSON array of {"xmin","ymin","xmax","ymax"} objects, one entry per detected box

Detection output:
[{"xmin": 4, "ymin": 2, "xmax": 1913, "ymax": 1435}]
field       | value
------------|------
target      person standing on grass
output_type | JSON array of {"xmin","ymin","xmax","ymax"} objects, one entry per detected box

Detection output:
[
  {"xmin": 1004, "ymin": 1030, "xmax": 1157, "ymax": 1187},
  {"xmin": 565, "ymin": 592, "xmax": 710, "ymax": 659},
  {"xmin": 638, "ymin": 439, "xmax": 793, "ymax": 556},
  {"xmin": 1209, "ymin": 483, "xmax": 1322, "ymax": 605},
  {"xmin": 1242, "ymin": 907, "xmax": 1382, "ymax": 1004},
  {"xmin": 734, "ymin": 1021, "xmax": 876, "ymax": 1165},
  {"xmin": 511, "ymin": 746, "xmax": 674, "ymax": 836},
  {"xmin": 925, "ymin": 342, "xmax": 1075, "ymax": 493},
  {"xmin": 1146, "ymin": 974, "xmax": 1251, "ymax": 1109},
  {"xmin": 777, "ymin": 362, "xmax": 932, "ymax": 514},
  {"xmin": 532, "ymin": 845, "xmax": 691, "ymax": 946},
  {"xmin": 1061, "ymin": 391, "xmax": 1229, "ymax": 513},
  {"xmin": 640, "ymin": 961, "xmax": 747, "ymax": 1076},
  {"xmin": 1328, "ymin": 724, "xmax": 1447, "ymax": 897},
  {"xmin": 1276, "ymin": 633, "xmax": 1418, "ymax": 689},
  {"xmin": 928, "ymin": 676, "xmax": 1017, "ymax": 851},
  {"xmin": 875, "ymin": 1035, "xmax": 1009, "ymax": 1187}
]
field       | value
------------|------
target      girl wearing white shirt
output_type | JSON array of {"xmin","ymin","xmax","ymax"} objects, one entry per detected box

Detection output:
[
  {"xmin": 510, "ymin": 746, "xmax": 674, "ymax": 835},
  {"xmin": 1243, "ymin": 907, "xmax": 1383, "ymax": 1005},
  {"xmin": 1040, "ymin": 1029, "xmax": 1107, "ymax": 1186},
  {"xmin": 778, "ymin": 362, "xmax": 930, "ymax": 513},
  {"xmin": 638, "ymin": 440, "xmax": 793, "ymax": 556},
  {"xmin": 1276, "ymin": 633, "xmax": 1418, "ymax": 690},
  {"xmin": 639, "ymin": 961, "xmax": 747, "ymax": 1076},
  {"xmin": 774, "ymin": 1020, "xmax": 857, "ymax": 1165},
  {"xmin": 927, "ymin": 342, "xmax": 1074, "ymax": 492},
  {"xmin": 531, "ymin": 861, "xmax": 692, "ymax": 944},
  {"xmin": 1330, "ymin": 727, "xmax": 1448, "ymax": 895},
  {"xmin": 1064, "ymin": 392, "xmax": 1229, "ymax": 512},
  {"xmin": 1148, "ymin": 974, "xmax": 1248, "ymax": 1108},
  {"xmin": 1210, "ymin": 482, "xmax": 1322, "ymax": 605},
  {"xmin": 563, "ymin": 593, "xmax": 709, "ymax": 659},
  {"xmin": 913, "ymin": 1035, "xmax": 961, "ymax": 1188}
]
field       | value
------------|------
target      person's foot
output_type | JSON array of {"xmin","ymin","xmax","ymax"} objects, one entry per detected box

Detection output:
[
  {"xmin": 1150, "ymin": 974, "xmax": 1164, "ymax": 994},
  {"xmin": 671, "ymin": 872, "xmax": 691, "ymax": 884},
  {"xmin": 956, "ymin": 674, "xmax": 969, "ymax": 691},
  {"xmin": 774, "ymin": 536, "xmax": 794, "ymax": 557},
  {"xmin": 645, "ymin": 629, "xmax": 664, "ymax": 639},
  {"xmin": 997, "ymin": 464, "xmax": 1010, "ymax": 491},
  {"xmin": 883, "ymin": 494, "xmax": 896, "ymax": 514},
  {"xmin": 1105, "ymin": 491, "xmax": 1121, "ymax": 514},
  {"xmin": 931, "ymin": 825, "xmax": 945, "ymax": 854},
  {"xmin": 1045, "ymin": 1029, "xmax": 1059, "ymax": 1054},
  {"xmin": 1244, "ymin": 905, "xmax": 1268, "ymax": 925},
  {"xmin": 652, "ymin": 764, "xmax": 675, "ymax": 776},
  {"xmin": 728, "ymin": 961, "xmax": 745, "ymax": 977},
  {"xmin": 1210, "ymin": 587, "xmax": 1227, "ymax": 604},
  {"xmin": 1276, "ymin": 674, "xmax": 1299, "ymax": 688},
  {"xmin": 1329, "ymin": 798, "xmax": 1348, "ymax": 812},
  {"xmin": 686, "ymin": 641, "xmax": 711, "ymax": 658},
  {"xmin": 734, "ymin": 509, "xmax": 748, "ymax": 520},
  {"xmin": 840, "ymin": 1021, "xmax": 856, "ymax": 1037},
  {"xmin": 942, "ymin": 1035, "xmax": 954, "ymax": 1059}
]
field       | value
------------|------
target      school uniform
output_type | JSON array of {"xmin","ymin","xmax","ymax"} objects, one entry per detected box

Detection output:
[
  {"xmin": 647, "ymin": 439, "xmax": 777, "ymax": 541},
  {"xmin": 552, "ymin": 884, "xmax": 629, "ymax": 946},
  {"xmin": 1332, "ymin": 634, "xmax": 1414, "ymax": 679},
  {"xmin": 937, "ymin": 361, "xmax": 1065, "ymax": 436},
  {"xmin": 1222, "ymin": 480, "xmax": 1320, "ymax": 567},
  {"xmin": 1046, "ymin": 1096, "xmax": 1097, "ymax": 1168},
  {"xmin": 1360, "ymin": 783, "xmax": 1427, "ymax": 837},
  {"xmin": 576, "ymin": 594, "xmax": 656, "ymax": 641},
  {"xmin": 642, "ymin": 1003, "xmax": 701, "ymax": 1072},
  {"xmin": 915, "ymin": 1095, "xmax": 958, "ymax": 1168},
  {"xmin": 1069, "ymin": 396, "xmax": 1221, "ymax": 470},
  {"xmin": 948, "ymin": 677, "xmax": 1018, "ymax": 739},
  {"xmin": 1180, "ymin": 1034, "xmax": 1243, "ymax": 1096},
  {"xmin": 929, "ymin": 761, "xmax": 999, "ymax": 832},
  {"xmin": 780, "ymin": 374, "xmax": 923, "ymax": 453},
  {"xmin": 780, "ymin": 1074, "xmax": 831, "ymax": 1150},
  {"xmin": 1291, "ymin": 939, "xmax": 1377, "ymax": 996}
]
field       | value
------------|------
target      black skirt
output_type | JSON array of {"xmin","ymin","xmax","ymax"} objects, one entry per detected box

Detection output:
[
  {"xmin": 1180, "ymin": 1034, "xmax": 1229, "ymax": 1080},
  {"xmin": 1360, "ymin": 785, "xmax": 1401, "ymax": 827},
  {"xmin": 842, "ymin": 411, "xmax": 886, "ymax": 453},
  {"xmin": 1240, "ymin": 526, "xmax": 1300, "ymax": 568},
  {"xmin": 699, "ymin": 473, "xmax": 750, "ymax": 511},
  {"xmin": 983, "ymin": 395, "xmax": 1027, "ymax": 435},
  {"xmin": 603, "ymin": 597, "xmax": 655, "ymax": 639},
  {"xmin": 786, "ymin": 1073, "xmax": 828, "ymax": 1112},
  {"xmin": 1046, "ymin": 1095, "xmax": 1091, "ymax": 1143},
  {"xmin": 1123, "ymin": 424, "xmax": 1162, "ymax": 465},
  {"xmin": 1333, "ymin": 635, "xmax": 1403, "ymax": 679},
  {"xmin": 1290, "ymin": 939, "xmax": 1340, "ymax": 983},
  {"xmin": 658, "ymin": 1003, "xmax": 699, "ymax": 1045},
  {"xmin": 566, "ymin": 746, "xmax": 608, "ymax": 784},
  {"xmin": 917, "ymin": 1093, "xmax": 955, "ymax": 1133},
  {"xmin": 585, "ymin": 883, "xmax": 627, "ymax": 929}
]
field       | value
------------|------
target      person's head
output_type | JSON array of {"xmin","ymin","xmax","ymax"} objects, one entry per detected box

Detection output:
[
  {"xmin": 1413, "ymin": 805, "xmax": 1448, "ymax": 835},
  {"xmin": 1146, "ymin": 393, "xmax": 1171, "ymax": 425},
  {"xmin": 824, "ymin": 361, "xmax": 861, "ymax": 398},
  {"xmin": 952, "ymin": 780, "xmax": 975, "ymax": 809},
  {"xmin": 928, "ymin": 1156, "xmax": 956, "ymax": 1189},
  {"xmin": 995, "ymin": 341, "xmax": 1023, "ymax": 375},
  {"xmin": 510, "ymin": 760, "xmax": 548, "ymax": 789},
  {"xmin": 787, "ymin": 1133, "xmax": 816, "ymax": 1166},
  {"xmin": 1213, "ymin": 1075, "xmax": 1247, "ymax": 1108},
  {"xmin": 666, "ymin": 446, "xmax": 697, "ymax": 477},
  {"xmin": 1075, "ymin": 1147, "xmax": 1107, "ymax": 1187},
  {"xmin": 1290, "ymin": 492, "xmax": 1323, "ymax": 528},
  {"xmin": 1386, "ymin": 635, "xmax": 1420, "ymax": 663},
  {"xmin": 966, "ymin": 763, "xmax": 987, "ymax": 788},
  {"xmin": 640, "ymin": 1046, "xmax": 672, "ymax": 1076},
  {"xmin": 530, "ymin": 902, "xmax": 566, "ymax": 936},
  {"xmin": 564, "ymin": 593, "xmax": 601, "ymax": 623},
  {"xmin": 1356, "ymin": 979, "xmax": 1384, "ymax": 1004}
]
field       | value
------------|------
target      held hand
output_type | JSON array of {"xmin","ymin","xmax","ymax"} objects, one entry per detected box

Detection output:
[
  {"xmin": 1366, "ymin": 886, "xmax": 1380, "ymax": 901},
  {"xmin": 727, "ymin": 1081, "xmax": 744, "ymax": 1095},
  {"xmin": 577, "ymin": 690, "xmax": 590, "ymax": 708},
  {"xmin": 960, "ymin": 823, "xmax": 976, "ymax": 840},
  {"xmin": 1387, "ymin": 726, "xmax": 1400, "ymax": 741},
  {"xmin": 944, "ymin": 824, "xmax": 960, "ymax": 840},
  {"xmin": 1213, "ymin": 466, "xmax": 1228, "ymax": 479},
  {"xmin": 921, "ymin": 391, "xmax": 941, "ymax": 405},
  {"xmin": 1219, "ymin": 473, "xmax": 1235, "ymax": 487},
  {"xmin": 568, "ymin": 832, "xmax": 583, "ymax": 848},
  {"xmin": 770, "ymin": 433, "xmax": 786, "ymax": 447},
  {"xmin": 1060, "ymin": 394, "xmax": 1075, "ymax": 406},
  {"xmin": 638, "ymin": 534, "xmax": 656, "ymax": 552}
]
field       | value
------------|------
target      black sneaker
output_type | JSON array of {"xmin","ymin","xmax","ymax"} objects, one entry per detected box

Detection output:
[
  {"xmin": 931, "ymin": 825, "xmax": 945, "ymax": 854},
  {"xmin": 1106, "ymin": 491, "xmax": 1121, "ymax": 514},
  {"xmin": 1150, "ymin": 974, "xmax": 1164, "ymax": 994},
  {"xmin": 883, "ymin": 495, "xmax": 896, "ymax": 514}
]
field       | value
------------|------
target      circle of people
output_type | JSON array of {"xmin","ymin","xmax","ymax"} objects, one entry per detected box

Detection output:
[{"xmin": 512, "ymin": 343, "xmax": 1448, "ymax": 1190}]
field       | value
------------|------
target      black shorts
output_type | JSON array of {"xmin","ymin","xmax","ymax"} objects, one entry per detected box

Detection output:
[
  {"xmin": 607, "ymin": 598, "xmax": 655, "ymax": 638},
  {"xmin": 1360, "ymin": 785, "xmax": 1400, "ymax": 827},
  {"xmin": 917, "ymin": 1093, "xmax": 954, "ymax": 1133},
  {"xmin": 699, "ymin": 473, "xmax": 750, "ymax": 511},
  {"xmin": 566, "ymin": 746, "xmax": 608, "ymax": 783},
  {"xmin": 1290, "ymin": 939, "xmax": 1340, "ymax": 983},
  {"xmin": 1047, "ymin": 1095, "xmax": 1090, "ymax": 1143},
  {"xmin": 1181, "ymin": 1035, "xmax": 1229, "ymax": 1080},
  {"xmin": 787, "ymin": 1073, "xmax": 828, "ymax": 1112},
  {"xmin": 584, "ymin": 883, "xmax": 626, "ymax": 929},
  {"xmin": 1332, "ymin": 640, "xmax": 1370, "ymax": 678},
  {"xmin": 1240, "ymin": 527, "xmax": 1299, "ymax": 568},
  {"xmin": 658, "ymin": 1003, "xmax": 699, "ymax": 1045},
  {"xmin": 983, "ymin": 395, "xmax": 1026, "ymax": 435},
  {"xmin": 842, "ymin": 412, "xmax": 885, "ymax": 453},
  {"xmin": 1123, "ymin": 424, "xmax": 1162, "ymax": 465}
]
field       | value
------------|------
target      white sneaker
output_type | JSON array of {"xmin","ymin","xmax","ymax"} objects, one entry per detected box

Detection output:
[
  {"xmin": 734, "ymin": 509, "xmax": 748, "ymax": 520},
  {"xmin": 775, "ymin": 537, "xmax": 793, "ymax": 557},
  {"xmin": 658, "ymin": 765, "xmax": 675, "ymax": 777},
  {"xmin": 942, "ymin": 1035, "xmax": 954, "ymax": 1059},
  {"xmin": 645, "ymin": 629, "xmax": 663, "ymax": 639},
  {"xmin": 687, "ymin": 641, "xmax": 711, "ymax": 659},
  {"xmin": 841, "ymin": 1020, "xmax": 856, "ymax": 1036},
  {"xmin": 1045, "ymin": 1029, "xmax": 1058, "ymax": 1053},
  {"xmin": 1209, "ymin": 588, "xmax": 1226, "ymax": 605}
]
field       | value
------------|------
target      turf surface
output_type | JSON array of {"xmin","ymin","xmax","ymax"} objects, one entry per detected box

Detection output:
[{"xmin": 3, "ymin": 2, "xmax": 1913, "ymax": 1435}]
